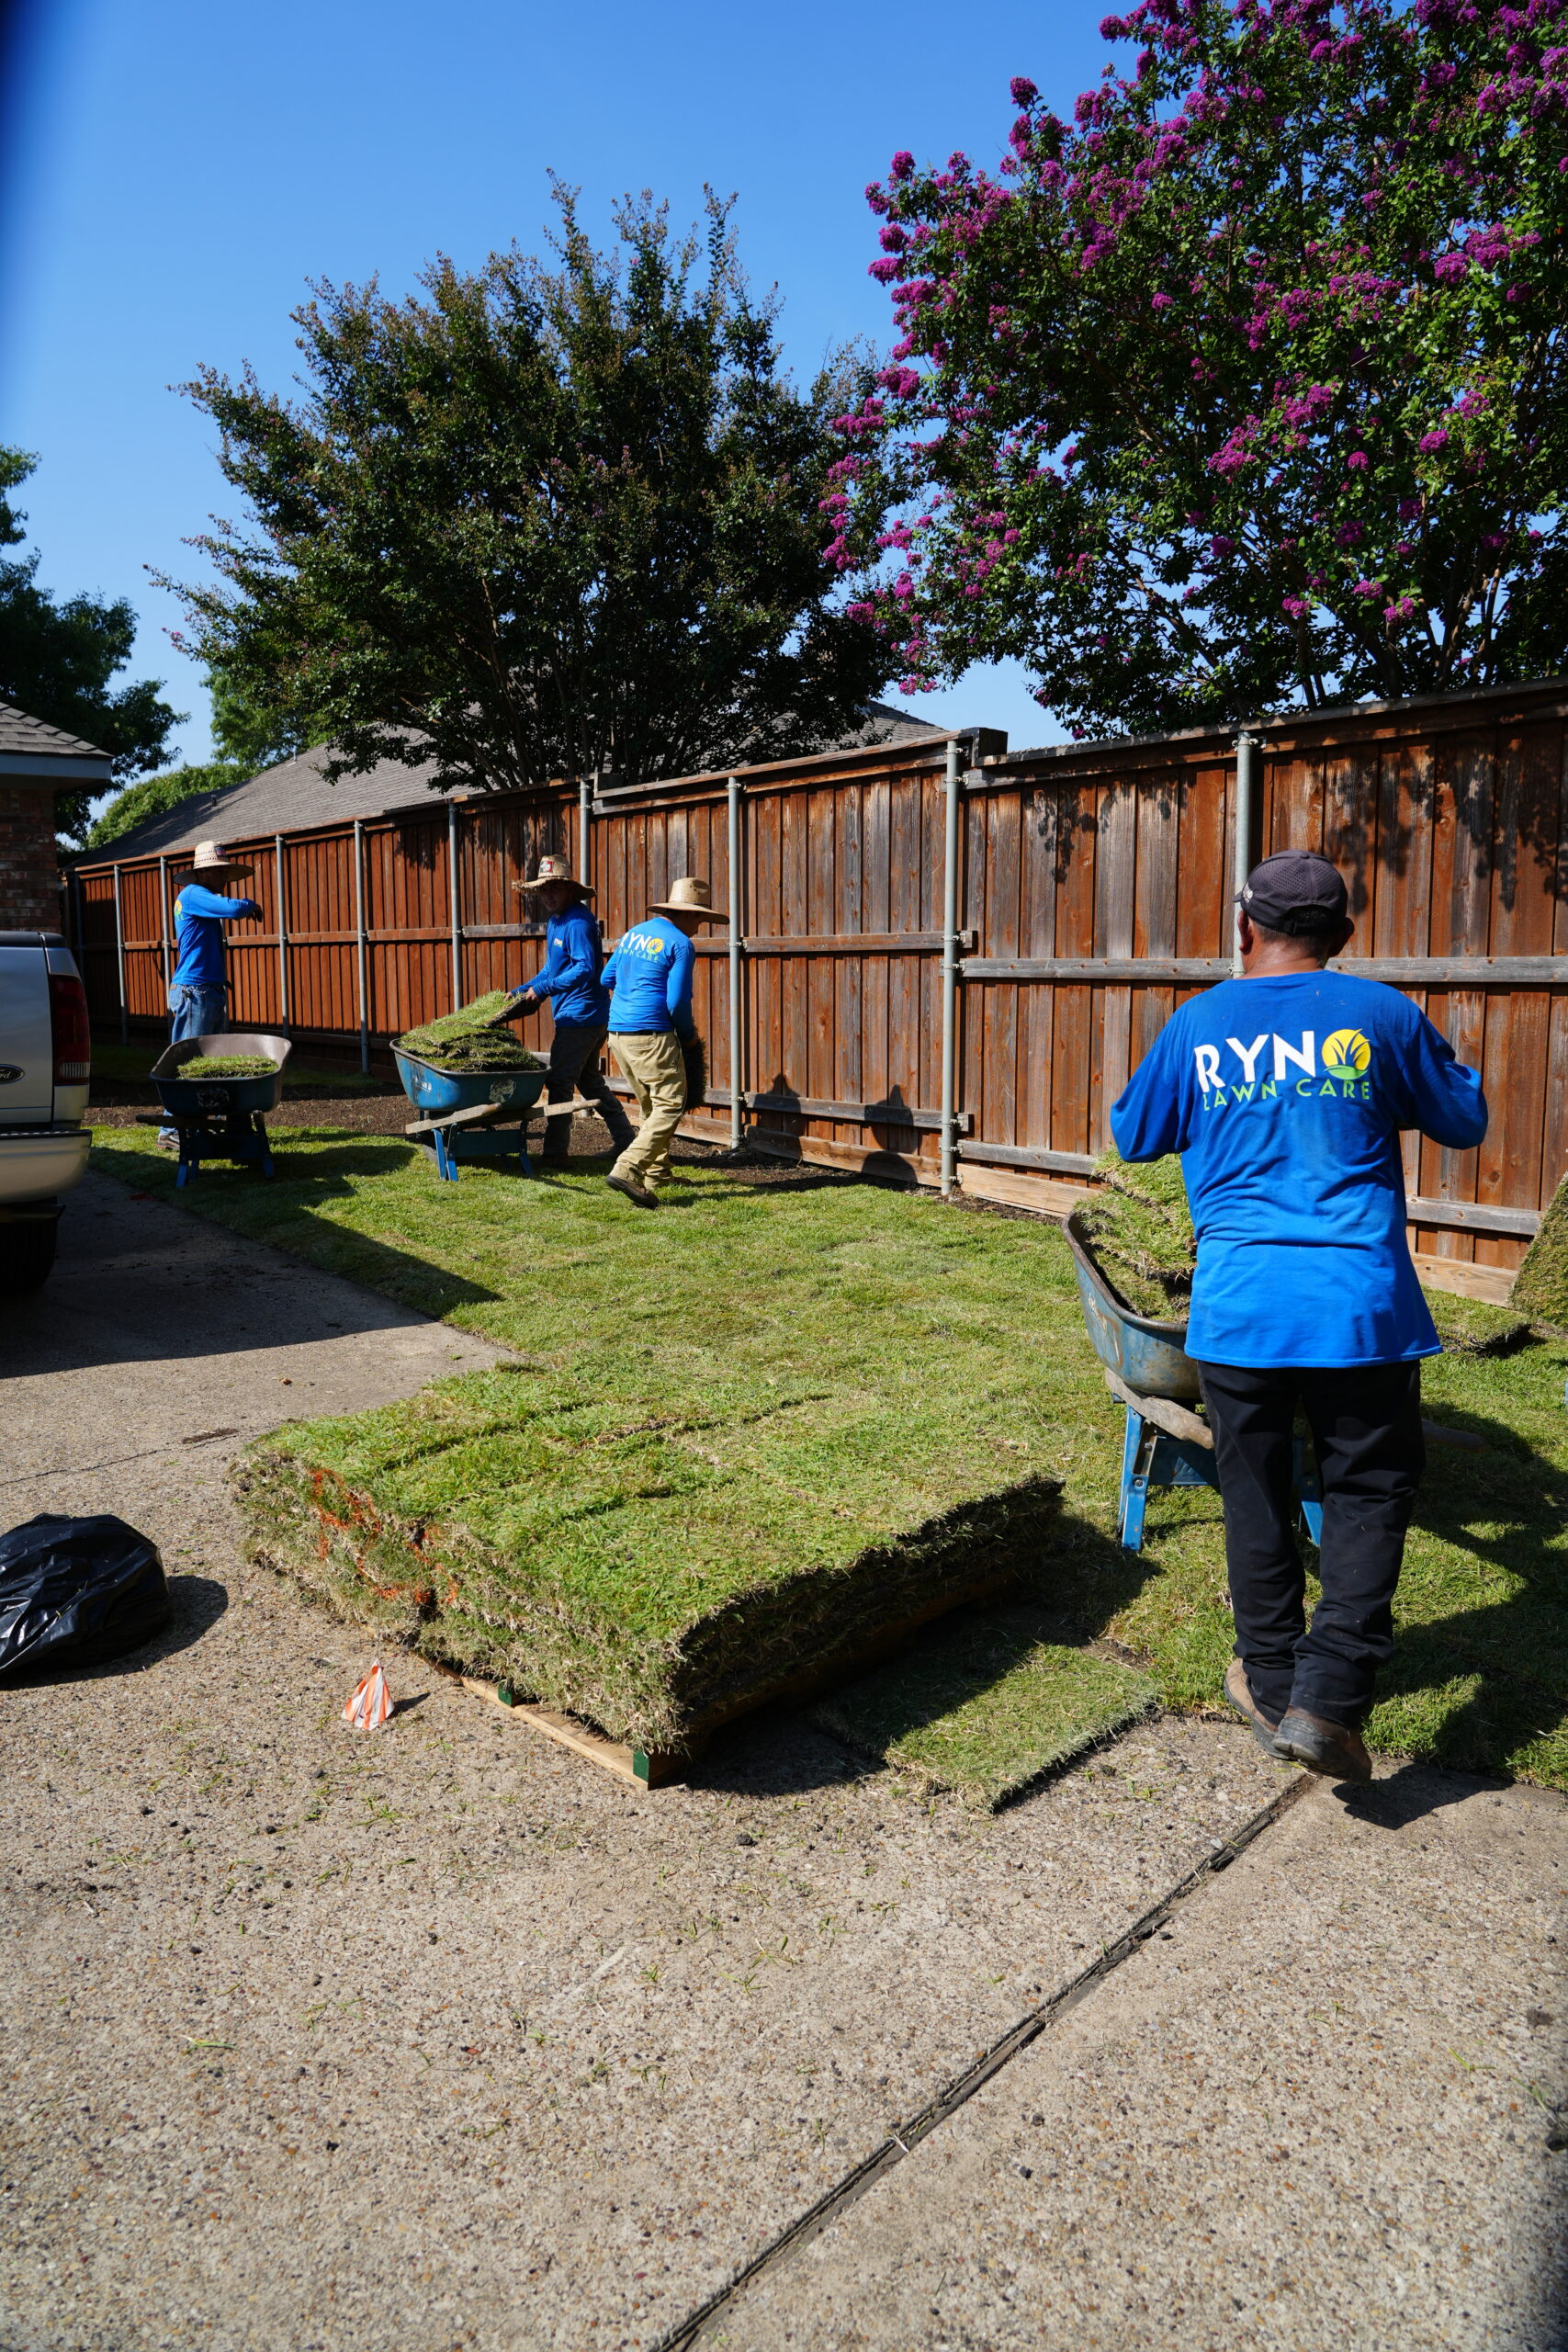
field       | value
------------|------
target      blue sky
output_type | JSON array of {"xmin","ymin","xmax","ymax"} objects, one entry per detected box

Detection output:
[{"xmin": 1, "ymin": 0, "xmax": 1111, "ymax": 773}]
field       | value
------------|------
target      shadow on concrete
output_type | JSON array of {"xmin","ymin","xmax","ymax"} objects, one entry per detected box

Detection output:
[
  {"xmin": 0, "ymin": 1574, "xmax": 229, "ymax": 1687},
  {"xmin": 0, "ymin": 1172, "xmax": 497, "ymax": 1379}
]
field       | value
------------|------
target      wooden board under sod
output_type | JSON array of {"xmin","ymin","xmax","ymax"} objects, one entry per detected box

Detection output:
[{"xmin": 233, "ymin": 1361, "xmax": 1064, "ymax": 1770}]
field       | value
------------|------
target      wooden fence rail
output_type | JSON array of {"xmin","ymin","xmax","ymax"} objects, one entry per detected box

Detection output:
[{"xmin": 70, "ymin": 677, "xmax": 1568, "ymax": 1272}]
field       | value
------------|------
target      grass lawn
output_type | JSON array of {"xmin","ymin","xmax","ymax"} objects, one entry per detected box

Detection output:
[{"xmin": 89, "ymin": 1118, "xmax": 1568, "ymax": 1793}]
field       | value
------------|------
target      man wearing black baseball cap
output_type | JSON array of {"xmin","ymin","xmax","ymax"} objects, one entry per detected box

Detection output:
[{"xmin": 1111, "ymin": 848, "xmax": 1486, "ymax": 1784}]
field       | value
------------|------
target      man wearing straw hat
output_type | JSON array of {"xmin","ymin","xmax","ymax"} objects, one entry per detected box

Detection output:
[
  {"xmin": 498, "ymin": 854, "xmax": 635, "ymax": 1169},
  {"xmin": 157, "ymin": 841, "xmax": 263, "ymax": 1148},
  {"xmin": 600, "ymin": 876, "xmax": 727, "ymax": 1207}
]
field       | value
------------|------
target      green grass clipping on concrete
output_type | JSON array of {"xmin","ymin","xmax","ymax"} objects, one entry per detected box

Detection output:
[{"xmin": 87, "ymin": 1116, "xmax": 1568, "ymax": 1791}]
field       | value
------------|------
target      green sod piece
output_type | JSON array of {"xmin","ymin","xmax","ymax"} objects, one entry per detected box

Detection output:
[
  {"xmin": 813, "ymin": 1603, "xmax": 1156, "ymax": 1808},
  {"xmin": 1422, "ymin": 1288, "xmax": 1531, "ymax": 1356},
  {"xmin": 86, "ymin": 1120, "xmax": 1568, "ymax": 1792},
  {"xmin": 1076, "ymin": 1147, "xmax": 1195, "ymax": 1317},
  {"xmin": 175, "ymin": 1055, "xmax": 280, "ymax": 1080},
  {"xmin": 398, "ymin": 992, "xmax": 544, "ymax": 1074},
  {"xmin": 1512, "ymin": 1168, "xmax": 1568, "ymax": 1329}
]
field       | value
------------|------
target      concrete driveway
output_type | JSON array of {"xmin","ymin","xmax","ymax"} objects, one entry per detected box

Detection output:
[{"xmin": 0, "ymin": 1173, "xmax": 1563, "ymax": 2352}]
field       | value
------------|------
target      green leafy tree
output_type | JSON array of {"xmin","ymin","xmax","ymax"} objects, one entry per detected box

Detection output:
[
  {"xmin": 169, "ymin": 188, "xmax": 890, "ymax": 795},
  {"xmin": 840, "ymin": 0, "xmax": 1568, "ymax": 738},
  {"xmin": 208, "ymin": 662, "xmax": 319, "ymax": 773},
  {"xmin": 0, "ymin": 447, "xmax": 184, "ymax": 841}
]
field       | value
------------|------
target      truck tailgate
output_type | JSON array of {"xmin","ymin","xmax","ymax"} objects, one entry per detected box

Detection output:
[{"xmin": 0, "ymin": 944, "xmax": 53, "ymax": 1121}]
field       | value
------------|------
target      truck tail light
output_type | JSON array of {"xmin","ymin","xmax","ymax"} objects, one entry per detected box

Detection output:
[{"xmin": 50, "ymin": 972, "xmax": 92, "ymax": 1083}]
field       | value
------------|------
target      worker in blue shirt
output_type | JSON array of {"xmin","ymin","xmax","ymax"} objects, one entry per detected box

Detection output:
[
  {"xmin": 600, "ymin": 876, "xmax": 726, "ymax": 1206},
  {"xmin": 1111, "ymin": 849, "xmax": 1487, "ymax": 1785},
  {"xmin": 500, "ymin": 855, "xmax": 633, "ymax": 1170},
  {"xmin": 157, "ymin": 840, "xmax": 263, "ymax": 1148}
]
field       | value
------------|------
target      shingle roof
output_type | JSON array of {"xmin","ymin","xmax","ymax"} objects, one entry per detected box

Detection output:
[
  {"xmin": 0, "ymin": 701, "xmax": 113, "ymax": 767},
  {"xmin": 73, "ymin": 743, "xmax": 450, "ymax": 864},
  {"xmin": 73, "ymin": 704, "xmax": 950, "ymax": 865}
]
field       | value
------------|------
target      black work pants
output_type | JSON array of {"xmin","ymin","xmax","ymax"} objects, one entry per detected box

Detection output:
[
  {"xmin": 1195, "ymin": 1359, "xmax": 1425, "ymax": 1729},
  {"xmin": 541, "ymin": 1020, "xmax": 635, "ymax": 1163}
]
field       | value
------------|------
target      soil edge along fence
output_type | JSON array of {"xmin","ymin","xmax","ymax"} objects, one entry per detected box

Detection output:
[{"xmin": 72, "ymin": 676, "xmax": 1568, "ymax": 1277}]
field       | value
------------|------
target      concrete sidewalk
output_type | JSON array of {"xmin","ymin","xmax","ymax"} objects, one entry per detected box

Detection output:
[
  {"xmin": 711, "ymin": 1768, "xmax": 1568, "ymax": 2352},
  {"xmin": 0, "ymin": 1172, "xmax": 1562, "ymax": 2351}
]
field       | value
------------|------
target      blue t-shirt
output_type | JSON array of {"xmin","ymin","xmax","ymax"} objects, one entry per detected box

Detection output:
[
  {"xmin": 1110, "ymin": 971, "xmax": 1487, "ymax": 1369},
  {"xmin": 171, "ymin": 883, "xmax": 261, "ymax": 989},
  {"xmin": 518, "ymin": 903, "xmax": 608, "ymax": 1026},
  {"xmin": 602, "ymin": 917, "xmax": 695, "ymax": 1039}
]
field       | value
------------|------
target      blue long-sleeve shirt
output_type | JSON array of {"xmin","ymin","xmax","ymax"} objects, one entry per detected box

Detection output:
[
  {"xmin": 1110, "ymin": 970, "xmax": 1487, "ymax": 1368},
  {"xmin": 170, "ymin": 883, "xmax": 261, "ymax": 989},
  {"xmin": 602, "ymin": 916, "xmax": 695, "ymax": 1040},
  {"xmin": 514, "ymin": 902, "xmax": 609, "ymax": 1026}
]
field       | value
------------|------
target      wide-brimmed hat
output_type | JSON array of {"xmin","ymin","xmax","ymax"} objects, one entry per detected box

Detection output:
[
  {"xmin": 512, "ymin": 854, "xmax": 594, "ymax": 901},
  {"xmin": 648, "ymin": 876, "xmax": 728, "ymax": 922},
  {"xmin": 191, "ymin": 839, "xmax": 251, "ymax": 877}
]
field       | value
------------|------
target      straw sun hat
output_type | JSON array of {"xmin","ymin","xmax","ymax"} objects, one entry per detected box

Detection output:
[
  {"xmin": 190, "ymin": 839, "xmax": 252, "ymax": 878},
  {"xmin": 648, "ymin": 876, "xmax": 728, "ymax": 922},
  {"xmin": 511, "ymin": 854, "xmax": 594, "ymax": 900}
]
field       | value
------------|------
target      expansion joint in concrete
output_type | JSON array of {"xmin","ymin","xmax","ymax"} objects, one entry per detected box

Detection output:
[{"xmin": 655, "ymin": 1769, "xmax": 1313, "ymax": 2352}]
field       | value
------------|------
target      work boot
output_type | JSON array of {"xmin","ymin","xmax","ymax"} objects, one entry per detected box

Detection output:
[
  {"xmin": 1273, "ymin": 1707, "xmax": 1373, "ymax": 1785},
  {"xmin": 605, "ymin": 1172, "xmax": 659, "ymax": 1210},
  {"xmin": 1224, "ymin": 1658, "xmax": 1284, "ymax": 1761}
]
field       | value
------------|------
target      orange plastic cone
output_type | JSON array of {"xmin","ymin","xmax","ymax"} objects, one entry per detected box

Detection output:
[{"xmin": 343, "ymin": 1662, "xmax": 393, "ymax": 1730}]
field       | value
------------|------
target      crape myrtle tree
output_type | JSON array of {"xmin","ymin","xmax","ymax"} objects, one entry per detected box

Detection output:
[
  {"xmin": 831, "ymin": 0, "xmax": 1568, "ymax": 738},
  {"xmin": 171, "ymin": 187, "xmax": 891, "ymax": 796}
]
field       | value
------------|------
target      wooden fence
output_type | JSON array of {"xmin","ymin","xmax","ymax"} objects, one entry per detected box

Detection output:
[{"xmin": 71, "ymin": 677, "xmax": 1568, "ymax": 1277}]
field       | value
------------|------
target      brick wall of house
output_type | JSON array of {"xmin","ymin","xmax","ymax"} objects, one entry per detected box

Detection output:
[{"xmin": 0, "ymin": 784, "xmax": 62, "ymax": 931}]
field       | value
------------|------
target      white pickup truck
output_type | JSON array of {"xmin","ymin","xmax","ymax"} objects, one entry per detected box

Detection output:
[{"xmin": 0, "ymin": 929, "xmax": 91, "ymax": 1293}]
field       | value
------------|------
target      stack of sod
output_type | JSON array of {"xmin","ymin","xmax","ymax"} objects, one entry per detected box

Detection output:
[
  {"xmin": 232, "ymin": 1357, "xmax": 1063, "ymax": 1758},
  {"xmin": 1076, "ymin": 1148, "xmax": 1195, "ymax": 1318},
  {"xmin": 1512, "ymin": 1167, "xmax": 1568, "ymax": 1329},
  {"xmin": 175, "ymin": 1054, "xmax": 280, "ymax": 1080},
  {"xmin": 398, "ymin": 992, "xmax": 543, "ymax": 1075}
]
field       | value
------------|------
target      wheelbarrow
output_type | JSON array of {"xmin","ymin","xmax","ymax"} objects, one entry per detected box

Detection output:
[
  {"xmin": 151, "ymin": 1032, "xmax": 291, "ymax": 1188},
  {"xmin": 392, "ymin": 1050, "xmax": 548, "ymax": 1182},
  {"xmin": 1065, "ymin": 1209, "xmax": 1323, "ymax": 1553}
]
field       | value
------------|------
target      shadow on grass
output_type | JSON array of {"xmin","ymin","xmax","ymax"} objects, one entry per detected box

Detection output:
[
  {"xmin": 1372, "ymin": 1394, "xmax": 1568, "ymax": 1778},
  {"xmin": 90, "ymin": 1143, "xmax": 501, "ymax": 1322}
]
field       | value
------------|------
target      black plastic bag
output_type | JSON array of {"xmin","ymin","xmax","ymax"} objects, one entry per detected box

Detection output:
[{"xmin": 0, "ymin": 1514, "xmax": 172, "ymax": 1680}]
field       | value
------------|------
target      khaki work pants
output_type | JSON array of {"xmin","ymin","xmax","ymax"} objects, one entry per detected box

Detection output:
[{"xmin": 608, "ymin": 1029, "xmax": 687, "ymax": 1191}]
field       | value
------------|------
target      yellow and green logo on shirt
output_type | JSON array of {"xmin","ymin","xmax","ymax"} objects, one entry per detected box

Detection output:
[{"xmin": 1194, "ymin": 1028, "xmax": 1376, "ymax": 1109}]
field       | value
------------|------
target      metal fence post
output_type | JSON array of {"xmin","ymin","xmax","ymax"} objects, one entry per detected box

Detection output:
[
  {"xmin": 354, "ymin": 818, "xmax": 369, "ymax": 1072},
  {"xmin": 112, "ymin": 864, "xmax": 128, "ymax": 1046},
  {"xmin": 728, "ymin": 775, "xmax": 743, "ymax": 1150},
  {"xmin": 275, "ymin": 834, "xmax": 289, "ymax": 1031},
  {"xmin": 158, "ymin": 854, "xmax": 172, "ymax": 993},
  {"xmin": 447, "ymin": 798, "xmax": 462, "ymax": 1010},
  {"xmin": 1234, "ymin": 730, "xmax": 1258, "ymax": 976},
  {"xmin": 579, "ymin": 776, "xmax": 592, "ymax": 888},
  {"xmin": 940, "ymin": 739, "xmax": 962, "ymax": 1199}
]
